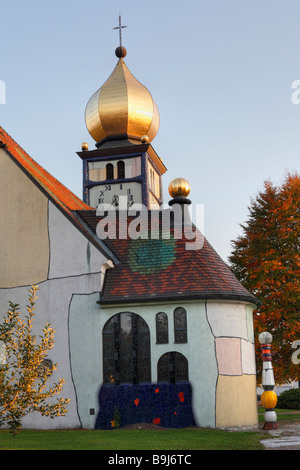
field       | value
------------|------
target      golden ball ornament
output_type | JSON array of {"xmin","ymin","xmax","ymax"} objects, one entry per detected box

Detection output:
[
  {"xmin": 168, "ymin": 178, "xmax": 191, "ymax": 198},
  {"xmin": 81, "ymin": 142, "xmax": 89, "ymax": 151}
]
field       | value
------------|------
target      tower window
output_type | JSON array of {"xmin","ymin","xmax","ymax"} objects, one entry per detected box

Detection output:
[
  {"xmin": 150, "ymin": 168, "xmax": 154, "ymax": 191},
  {"xmin": 156, "ymin": 312, "xmax": 168, "ymax": 344},
  {"xmin": 106, "ymin": 163, "xmax": 114, "ymax": 180},
  {"xmin": 117, "ymin": 160, "xmax": 125, "ymax": 179},
  {"xmin": 157, "ymin": 352, "xmax": 189, "ymax": 384},
  {"xmin": 103, "ymin": 312, "xmax": 151, "ymax": 385},
  {"xmin": 174, "ymin": 307, "xmax": 187, "ymax": 343}
]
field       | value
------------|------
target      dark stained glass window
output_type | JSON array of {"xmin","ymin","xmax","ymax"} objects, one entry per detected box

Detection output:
[
  {"xmin": 102, "ymin": 316, "xmax": 115, "ymax": 384},
  {"xmin": 157, "ymin": 352, "xmax": 189, "ymax": 384},
  {"xmin": 156, "ymin": 312, "xmax": 168, "ymax": 344},
  {"xmin": 103, "ymin": 312, "xmax": 151, "ymax": 385},
  {"xmin": 174, "ymin": 307, "xmax": 187, "ymax": 343},
  {"xmin": 106, "ymin": 163, "xmax": 114, "ymax": 180},
  {"xmin": 117, "ymin": 160, "xmax": 125, "ymax": 179}
]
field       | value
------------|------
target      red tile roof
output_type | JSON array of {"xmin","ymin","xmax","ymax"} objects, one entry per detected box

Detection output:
[
  {"xmin": 77, "ymin": 210, "xmax": 260, "ymax": 306},
  {"xmin": 0, "ymin": 126, "xmax": 90, "ymax": 212}
]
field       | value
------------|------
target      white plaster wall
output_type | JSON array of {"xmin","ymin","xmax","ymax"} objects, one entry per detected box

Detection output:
[
  {"xmin": 48, "ymin": 201, "xmax": 104, "ymax": 279},
  {"xmin": 68, "ymin": 299, "xmax": 218, "ymax": 429},
  {"xmin": 187, "ymin": 302, "xmax": 218, "ymax": 428},
  {"xmin": 246, "ymin": 304, "xmax": 255, "ymax": 343},
  {"xmin": 69, "ymin": 293, "xmax": 102, "ymax": 429},
  {"xmin": 207, "ymin": 301, "xmax": 251, "ymax": 339},
  {"xmin": 241, "ymin": 339, "xmax": 256, "ymax": 375}
]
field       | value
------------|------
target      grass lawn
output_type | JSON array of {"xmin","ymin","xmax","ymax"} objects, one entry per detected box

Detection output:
[
  {"xmin": 258, "ymin": 406, "xmax": 300, "ymax": 422},
  {"xmin": 0, "ymin": 407, "xmax": 299, "ymax": 451},
  {"xmin": 0, "ymin": 427, "xmax": 266, "ymax": 451}
]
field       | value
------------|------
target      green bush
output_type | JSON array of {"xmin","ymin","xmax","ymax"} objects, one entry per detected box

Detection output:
[{"xmin": 277, "ymin": 388, "xmax": 300, "ymax": 410}]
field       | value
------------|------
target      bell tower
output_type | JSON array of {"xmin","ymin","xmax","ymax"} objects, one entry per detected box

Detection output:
[{"xmin": 78, "ymin": 19, "xmax": 167, "ymax": 209}]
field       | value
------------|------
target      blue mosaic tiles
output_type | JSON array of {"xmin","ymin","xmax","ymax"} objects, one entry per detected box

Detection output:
[{"xmin": 95, "ymin": 382, "xmax": 196, "ymax": 429}]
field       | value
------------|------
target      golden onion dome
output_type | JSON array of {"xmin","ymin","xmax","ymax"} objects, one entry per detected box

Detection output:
[
  {"xmin": 85, "ymin": 48, "xmax": 160, "ymax": 145},
  {"xmin": 168, "ymin": 178, "xmax": 191, "ymax": 198}
]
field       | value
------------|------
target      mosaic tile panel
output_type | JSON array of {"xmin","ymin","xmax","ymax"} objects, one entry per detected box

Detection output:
[{"xmin": 95, "ymin": 382, "xmax": 196, "ymax": 429}]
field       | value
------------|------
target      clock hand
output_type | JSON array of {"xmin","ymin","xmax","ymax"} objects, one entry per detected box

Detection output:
[{"xmin": 110, "ymin": 195, "xmax": 119, "ymax": 207}]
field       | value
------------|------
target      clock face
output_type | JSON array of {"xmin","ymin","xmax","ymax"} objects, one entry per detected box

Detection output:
[{"xmin": 89, "ymin": 182, "xmax": 142, "ymax": 209}]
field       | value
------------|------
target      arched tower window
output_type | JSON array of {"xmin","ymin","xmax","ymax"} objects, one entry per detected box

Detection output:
[
  {"xmin": 117, "ymin": 160, "xmax": 125, "ymax": 179},
  {"xmin": 103, "ymin": 312, "xmax": 151, "ymax": 385},
  {"xmin": 174, "ymin": 307, "xmax": 187, "ymax": 343},
  {"xmin": 157, "ymin": 352, "xmax": 189, "ymax": 384},
  {"xmin": 106, "ymin": 163, "xmax": 114, "ymax": 180},
  {"xmin": 156, "ymin": 312, "xmax": 168, "ymax": 344},
  {"xmin": 150, "ymin": 168, "xmax": 155, "ymax": 191}
]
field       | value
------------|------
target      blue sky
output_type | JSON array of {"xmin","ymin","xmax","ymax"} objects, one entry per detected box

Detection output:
[{"xmin": 1, "ymin": 0, "xmax": 300, "ymax": 262}]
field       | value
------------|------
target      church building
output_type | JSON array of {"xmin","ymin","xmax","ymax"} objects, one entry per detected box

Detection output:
[{"xmin": 0, "ymin": 36, "xmax": 260, "ymax": 430}]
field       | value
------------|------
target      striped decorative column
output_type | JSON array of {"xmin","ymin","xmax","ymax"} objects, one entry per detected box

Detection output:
[{"xmin": 259, "ymin": 332, "xmax": 278, "ymax": 430}]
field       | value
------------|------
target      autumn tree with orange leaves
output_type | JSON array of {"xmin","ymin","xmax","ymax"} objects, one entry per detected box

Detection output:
[
  {"xmin": 0, "ymin": 286, "xmax": 70, "ymax": 435},
  {"xmin": 229, "ymin": 172, "xmax": 300, "ymax": 385}
]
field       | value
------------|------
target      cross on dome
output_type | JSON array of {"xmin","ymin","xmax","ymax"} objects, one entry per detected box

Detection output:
[{"xmin": 113, "ymin": 14, "xmax": 127, "ymax": 48}]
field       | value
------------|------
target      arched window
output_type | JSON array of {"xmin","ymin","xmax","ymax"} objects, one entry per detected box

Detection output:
[
  {"xmin": 103, "ymin": 312, "xmax": 151, "ymax": 385},
  {"xmin": 157, "ymin": 352, "xmax": 188, "ymax": 384},
  {"xmin": 117, "ymin": 160, "xmax": 125, "ymax": 179},
  {"xmin": 174, "ymin": 307, "xmax": 187, "ymax": 343},
  {"xmin": 150, "ymin": 168, "xmax": 155, "ymax": 191},
  {"xmin": 156, "ymin": 312, "xmax": 168, "ymax": 344},
  {"xmin": 106, "ymin": 163, "xmax": 114, "ymax": 180}
]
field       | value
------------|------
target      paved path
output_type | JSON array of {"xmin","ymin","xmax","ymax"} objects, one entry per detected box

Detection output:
[{"xmin": 260, "ymin": 421, "xmax": 300, "ymax": 450}]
